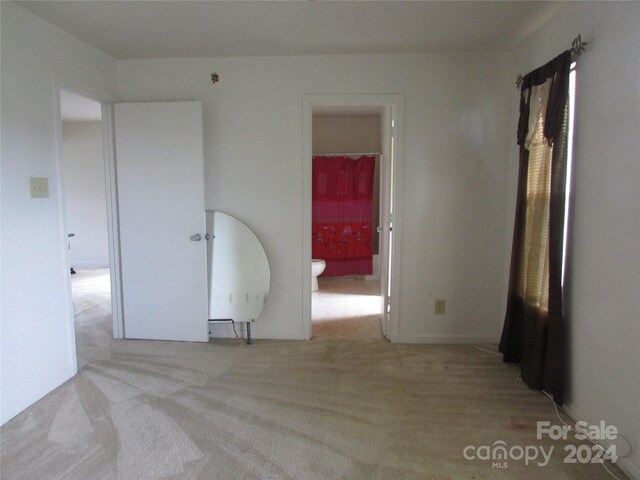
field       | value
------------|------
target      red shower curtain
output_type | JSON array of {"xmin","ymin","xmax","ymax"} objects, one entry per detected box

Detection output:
[{"xmin": 312, "ymin": 155, "xmax": 375, "ymax": 277}]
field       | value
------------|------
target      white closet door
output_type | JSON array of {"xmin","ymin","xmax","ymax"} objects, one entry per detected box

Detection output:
[{"xmin": 115, "ymin": 102, "xmax": 208, "ymax": 342}]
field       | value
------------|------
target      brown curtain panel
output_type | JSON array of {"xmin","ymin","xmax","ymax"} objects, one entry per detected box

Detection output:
[{"xmin": 500, "ymin": 51, "xmax": 571, "ymax": 405}]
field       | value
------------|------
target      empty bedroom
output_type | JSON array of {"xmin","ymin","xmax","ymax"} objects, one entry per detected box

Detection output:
[{"xmin": 1, "ymin": 1, "xmax": 638, "ymax": 479}]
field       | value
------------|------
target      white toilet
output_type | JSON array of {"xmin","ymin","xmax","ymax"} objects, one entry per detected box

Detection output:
[{"xmin": 311, "ymin": 259, "xmax": 326, "ymax": 291}]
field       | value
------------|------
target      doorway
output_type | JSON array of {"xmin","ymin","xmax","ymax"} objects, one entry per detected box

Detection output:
[
  {"xmin": 310, "ymin": 111, "xmax": 383, "ymax": 339},
  {"xmin": 58, "ymin": 89, "xmax": 113, "ymax": 368},
  {"xmin": 302, "ymin": 95, "xmax": 404, "ymax": 342}
]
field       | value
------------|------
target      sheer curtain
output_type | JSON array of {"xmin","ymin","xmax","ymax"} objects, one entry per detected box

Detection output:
[{"xmin": 500, "ymin": 51, "xmax": 571, "ymax": 405}]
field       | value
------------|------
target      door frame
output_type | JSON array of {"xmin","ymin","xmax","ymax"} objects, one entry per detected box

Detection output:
[
  {"xmin": 52, "ymin": 75, "xmax": 123, "ymax": 357},
  {"xmin": 101, "ymin": 104, "xmax": 125, "ymax": 338},
  {"xmin": 302, "ymin": 94, "xmax": 404, "ymax": 341}
]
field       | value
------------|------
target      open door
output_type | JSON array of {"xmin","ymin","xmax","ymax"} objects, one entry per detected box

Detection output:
[
  {"xmin": 115, "ymin": 102, "xmax": 208, "ymax": 342},
  {"xmin": 379, "ymin": 107, "xmax": 394, "ymax": 338}
]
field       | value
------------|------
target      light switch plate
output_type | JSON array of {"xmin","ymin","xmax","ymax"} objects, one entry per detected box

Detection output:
[{"xmin": 30, "ymin": 177, "xmax": 49, "ymax": 198}]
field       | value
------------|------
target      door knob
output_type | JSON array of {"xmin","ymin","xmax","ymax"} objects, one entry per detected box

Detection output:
[{"xmin": 190, "ymin": 233, "xmax": 202, "ymax": 241}]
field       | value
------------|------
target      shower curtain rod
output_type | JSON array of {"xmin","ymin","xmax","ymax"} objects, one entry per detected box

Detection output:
[
  {"xmin": 314, "ymin": 152, "xmax": 381, "ymax": 157},
  {"xmin": 515, "ymin": 34, "xmax": 587, "ymax": 88}
]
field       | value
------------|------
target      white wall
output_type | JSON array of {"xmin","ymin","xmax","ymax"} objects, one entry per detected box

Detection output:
[
  {"xmin": 507, "ymin": 2, "xmax": 640, "ymax": 476},
  {"xmin": 117, "ymin": 51, "xmax": 512, "ymax": 343},
  {"xmin": 62, "ymin": 121, "xmax": 110, "ymax": 268},
  {"xmin": 0, "ymin": 2, "xmax": 117, "ymax": 424},
  {"xmin": 312, "ymin": 115, "xmax": 381, "ymax": 154}
]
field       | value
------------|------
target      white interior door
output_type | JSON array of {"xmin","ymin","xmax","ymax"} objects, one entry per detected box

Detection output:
[{"xmin": 115, "ymin": 102, "xmax": 208, "ymax": 342}]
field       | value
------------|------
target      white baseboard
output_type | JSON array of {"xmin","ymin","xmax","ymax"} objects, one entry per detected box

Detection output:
[
  {"xmin": 1, "ymin": 364, "xmax": 75, "ymax": 425},
  {"xmin": 562, "ymin": 402, "xmax": 639, "ymax": 479},
  {"xmin": 71, "ymin": 261, "xmax": 109, "ymax": 269},
  {"xmin": 394, "ymin": 334, "xmax": 499, "ymax": 345},
  {"xmin": 208, "ymin": 329, "xmax": 500, "ymax": 345},
  {"xmin": 208, "ymin": 323, "xmax": 307, "ymax": 341}
]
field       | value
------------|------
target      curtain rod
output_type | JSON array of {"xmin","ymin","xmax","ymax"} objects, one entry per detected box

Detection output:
[
  {"xmin": 313, "ymin": 152, "xmax": 381, "ymax": 157},
  {"xmin": 516, "ymin": 34, "xmax": 587, "ymax": 88}
]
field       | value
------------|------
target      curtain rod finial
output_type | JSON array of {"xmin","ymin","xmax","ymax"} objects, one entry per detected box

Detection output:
[
  {"xmin": 570, "ymin": 34, "xmax": 588, "ymax": 57},
  {"xmin": 516, "ymin": 73, "xmax": 523, "ymax": 89}
]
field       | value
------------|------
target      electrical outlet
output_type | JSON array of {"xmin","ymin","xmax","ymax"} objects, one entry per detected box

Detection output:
[{"xmin": 434, "ymin": 299, "xmax": 446, "ymax": 315}]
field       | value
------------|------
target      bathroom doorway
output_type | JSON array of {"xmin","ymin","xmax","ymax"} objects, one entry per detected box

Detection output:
[
  {"xmin": 58, "ymin": 89, "xmax": 113, "ymax": 368},
  {"xmin": 302, "ymin": 95, "xmax": 404, "ymax": 342},
  {"xmin": 311, "ymin": 110, "xmax": 383, "ymax": 339}
]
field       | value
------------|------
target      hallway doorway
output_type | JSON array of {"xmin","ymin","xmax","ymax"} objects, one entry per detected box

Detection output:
[{"xmin": 58, "ymin": 89, "xmax": 113, "ymax": 366}]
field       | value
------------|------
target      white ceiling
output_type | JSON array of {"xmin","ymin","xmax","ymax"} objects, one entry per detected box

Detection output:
[
  {"xmin": 60, "ymin": 90, "xmax": 102, "ymax": 122},
  {"xmin": 15, "ymin": 1, "xmax": 567, "ymax": 60}
]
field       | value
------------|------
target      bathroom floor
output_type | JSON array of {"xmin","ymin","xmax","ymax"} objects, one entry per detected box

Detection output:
[{"xmin": 311, "ymin": 277, "xmax": 382, "ymax": 340}]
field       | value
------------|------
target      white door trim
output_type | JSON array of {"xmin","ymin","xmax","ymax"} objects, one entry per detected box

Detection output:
[
  {"xmin": 302, "ymin": 94, "xmax": 404, "ymax": 342},
  {"xmin": 101, "ymin": 104, "xmax": 125, "ymax": 338}
]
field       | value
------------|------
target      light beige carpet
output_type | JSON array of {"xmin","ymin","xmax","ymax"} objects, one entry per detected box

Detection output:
[{"xmin": 1, "ymin": 271, "xmax": 628, "ymax": 479}]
